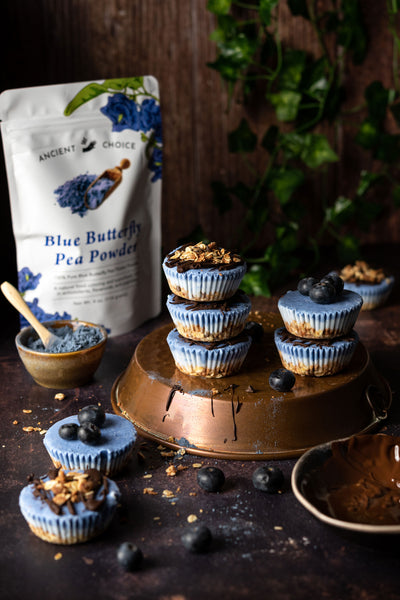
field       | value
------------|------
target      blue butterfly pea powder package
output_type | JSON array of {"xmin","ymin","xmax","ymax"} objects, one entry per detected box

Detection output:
[{"xmin": 0, "ymin": 77, "xmax": 162, "ymax": 335}]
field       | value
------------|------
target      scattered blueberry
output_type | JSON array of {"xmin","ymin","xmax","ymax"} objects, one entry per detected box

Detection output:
[
  {"xmin": 321, "ymin": 272, "xmax": 344, "ymax": 295},
  {"xmin": 58, "ymin": 423, "xmax": 79, "ymax": 440},
  {"xmin": 78, "ymin": 405, "xmax": 106, "ymax": 428},
  {"xmin": 269, "ymin": 368, "xmax": 295, "ymax": 392},
  {"xmin": 297, "ymin": 276, "xmax": 318, "ymax": 296},
  {"xmin": 77, "ymin": 422, "xmax": 101, "ymax": 445},
  {"xmin": 197, "ymin": 466, "xmax": 225, "ymax": 493},
  {"xmin": 181, "ymin": 524, "xmax": 212, "ymax": 553},
  {"xmin": 117, "ymin": 542, "xmax": 143, "ymax": 571},
  {"xmin": 244, "ymin": 321, "xmax": 264, "ymax": 342},
  {"xmin": 252, "ymin": 465, "xmax": 284, "ymax": 493},
  {"xmin": 309, "ymin": 280, "xmax": 336, "ymax": 304}
]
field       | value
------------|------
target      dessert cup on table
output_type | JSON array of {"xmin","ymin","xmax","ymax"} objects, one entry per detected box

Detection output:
[
  {"xmin": 166, "ymin": 290, "xmax": 251, "ymax": 342},
  {"xmin": 163, "ymin": 241, "xmax": 246, "ymax": 302}
]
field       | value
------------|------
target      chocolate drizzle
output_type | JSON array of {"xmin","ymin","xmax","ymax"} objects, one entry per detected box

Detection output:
[
  {"xmin": 169, "ymin": 290, "xmax": 246, "ymax": 312},
  {"xmin": 279, "ymin": 329, "xmax": 354, "ymax": 348},
  {"xmin": 177, "ymin": 332, "xmax": 249, "ymax": 350},
  {"xmin": 163, "ymin": 384, "xmax": 184, "ymax": 421},
  {"xmin": 224, "ymin": 384, "xmax": 239, "ymax": 441}
]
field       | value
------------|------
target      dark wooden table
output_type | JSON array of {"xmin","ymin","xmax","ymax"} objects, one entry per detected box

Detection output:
[{"xmin": 1, "ymin": 249, "xmax": 400, "ymax": 600}]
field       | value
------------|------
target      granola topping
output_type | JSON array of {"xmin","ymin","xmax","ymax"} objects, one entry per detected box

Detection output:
[
  {"xmin": 28, "ymin": 468, "xmax": 108, "ymax": 515},
  {"xmin": 340, "ymin": 261, "xmax": 387, "ymax": 284},
  {"xmin": 165, "ymin": 242, "xmax": 244, "ymax": 272}
]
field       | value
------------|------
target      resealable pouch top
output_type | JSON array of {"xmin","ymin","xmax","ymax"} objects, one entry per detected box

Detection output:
[{"xmin": 0, "ymin": 77, "xmax": 162, "ymax": 336}]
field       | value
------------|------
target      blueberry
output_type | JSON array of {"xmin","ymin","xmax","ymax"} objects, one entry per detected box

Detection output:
[
  {"xmin": 252, "ymin": 465, "xmax": 284, "ymax": 493},
  {"xmin": 181, "ymin": 524, "xmax": 212, "ymax": 553},
  {"xmin": 321, "ymin": 272, "xmax": 344, "ymax": 295},
  {"xmin": 297, "ymin": 276, "xmax": 318, "ymax": 296},
  {"xmin": 244, "ymin": 321, "xmax": 264, "ymax": 342},
  {"xmin": 77, "ymin": 422, "xmax": 101, "ymax": 445},
  {"xmin": 269, "ymin": 368, "xmax": 295, "ymax": 392},
  {"xmin": 78, "ymin": 405, "xmax": 106, "ymax": 428},
  {"xmin": 117, "ymin": 542, "xmax": 143, "ymax": 571},
  {"xmin": 197, "ymin": 466, "xmax": 225, "ymax": 493},
  {"xmin": 58, "ymin": 423, "xmax": 78, "ymax": 440},
  {"xmin": 309, "ymin": 281, "xmax": 336, "ymax": 304}
]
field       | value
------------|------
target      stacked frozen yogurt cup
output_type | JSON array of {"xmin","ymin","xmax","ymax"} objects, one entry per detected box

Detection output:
[
  {"xmin": 275, "ymin": 272, "xmax": 364, "ymax": 377},
  {"xmin": 163, "ymin": 241, "xmax": 252, "ymax": 378}
]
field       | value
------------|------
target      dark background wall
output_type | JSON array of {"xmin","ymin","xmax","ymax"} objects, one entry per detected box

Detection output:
[{"xmin": 1, "ymin": 1, "xmax": 399, "ymax": 303}]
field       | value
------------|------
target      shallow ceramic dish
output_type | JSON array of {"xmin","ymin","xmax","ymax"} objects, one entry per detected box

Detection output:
[
  {"xmin": 292, "ymin": 435, "xmax": 400, "ymax": 534},
  {"xmin": 16, "ymin": 320, "xmax": 107, "ymax": 389},
  {"xmin": 111, "ymin": 312, "xmax": 391, "ymax": 460}
]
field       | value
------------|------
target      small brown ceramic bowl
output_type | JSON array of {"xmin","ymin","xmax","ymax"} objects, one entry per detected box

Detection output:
[{"xmin": 15, "ymin": 320, "xmax": 107, "ymax": 389}]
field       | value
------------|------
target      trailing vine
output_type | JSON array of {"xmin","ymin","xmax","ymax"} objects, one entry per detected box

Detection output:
[{"xmin": 201, "ymin": 0, "xmax": 400, "ymax": 295}]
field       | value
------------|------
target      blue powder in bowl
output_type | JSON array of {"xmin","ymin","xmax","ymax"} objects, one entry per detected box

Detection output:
[
  {"xmin": 86, "ymin": 177, "xmax": 114, "ymax": 209},
  {"xmin": 27, "ymin": 325, "xmax": 104, "ymax": 353}
]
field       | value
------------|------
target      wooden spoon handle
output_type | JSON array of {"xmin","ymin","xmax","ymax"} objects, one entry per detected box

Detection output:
[{"xmin": 1, "ymin": 281, "xmax": 53, "ymax": 346}]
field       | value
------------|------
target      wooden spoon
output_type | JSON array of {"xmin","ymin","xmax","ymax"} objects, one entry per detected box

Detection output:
[
  {"xmin": 1, "ymin": 281, "xmax": 62, "ymax": 350},
  {"xmin": 84, "ymin": 158, "xmax": 131, "ymax": 209}
]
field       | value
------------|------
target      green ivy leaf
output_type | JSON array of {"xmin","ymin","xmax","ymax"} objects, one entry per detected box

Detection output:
[
  {"xmin": 211, "ymin": 181, "xmax": 232, "ymax": 214},
  {"xmin": 300, "ymin": 57, "xmax": 329, "ymax": 99},
  {"xmin": 228, "ymin": 118, "xmax": 258, "ymax": 153},
  {"xmin": 259, "ymin": 0, "xmax": 279, "ymax": 26},
  {"xmin": 337, "ymin": 0, "xmax": 368, "ymax": 65},
  {"xmin": 261, "ymin": 125, "xmax": 279, "ymax": 152},
  {"xmin": 365, "ymin": 81, "xmax": 389, "ymax": 124},
  {"xmin": 279, "ymin": 50, "xmax": 307, "ymax": 92},
  {"xmin": 355, "ymin": 119, "xmax": 379, "ymax": 149},
  {"xmin": 207, "ymin": 0, "xmax": 231, "ymax": 15},
  {"xmin": 279, "ymin": 132, "xmax": 305, "ymax": 158},
  {"xmin": 325, "ymin": 196, "xmax": 354, "ymax": 226},
  {"xmin": 287, "ymin": 0, "xmax": 309, "ymax": 19},
  {"xmin": 356, "ymin": 170, "xmax": 382, "ymax": 196},
  {"xmin": 241, "ymin": 265, "xmax": 271, "ymax": 296},
  {"xmin": 300, "ymin": 134, "xmax": 338, "ymax": 168},
  {"xmin": 64, "ymin": 83, "xmax": 109, "ymax": 116},
  {"xmin": 230, "ymin": 181, "xmax": 254, "ymax": 207},
  {"xmin": 268, "ymin": 90, "xmax": 302, "ymax": 121},
  {"xmin": 269, "ymin": 168, "xmax": 305, "ymax": 204},
  {"xmin": 337, "ymin": 234, "xmax": 360, "ymax": 263}
]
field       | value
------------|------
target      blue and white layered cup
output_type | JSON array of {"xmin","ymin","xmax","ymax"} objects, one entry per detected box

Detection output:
[
  {"xmin": 343, "ymin": 276, "xmax": 394, "ymax": 310},
  {"xmin": 19, "ymin": 470, "xmax": 120, "ymax": 545},
  {"xmin": 274, "ymin": 327, "xmax": 359, "ymax": 377},
  {"xmin": 278, "ymin": 289, "xmax": 363, "ymax": 339},
  {"xmin": 167, "ymin": 328, "xmax": 252, "ymax": 378},
  {"xmin": 166, "ymin": 291, "xmax": 251, "ymax": 342},
  {"xmin": 43, "ymin": 414, "xmax": 137, "ymax": 476},
  {"xmin": 162, "ymin": 258, "xmax": 246, "ymax": 302}
]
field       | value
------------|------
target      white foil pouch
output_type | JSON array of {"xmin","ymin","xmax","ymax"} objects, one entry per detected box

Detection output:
[{"xmin": 0, "ymin": 77, "xmax": 162, "ymax": 335}]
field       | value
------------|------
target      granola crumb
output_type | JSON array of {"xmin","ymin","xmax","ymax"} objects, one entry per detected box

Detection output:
[
  {"xmin": 54, "ymin": 393, "xmax": 65, "ymax": 401},
  {"xmin": 13, "ymin": 420, "xmax": 18, "ymax": 425},
  {"xmin": 54, "ymin": 552, "xmax": 63, "ymax": 560},
  {"xmin": 22, "ymin": 409, "xmax": 32, "ymax": 414},
  {"xmin": 142, "ymin": 474, "xmax": 153, "ymax": 479},
  {"xmin": 187, "ymin": 514, "xmax": 198, "ymax": 523},
  {"xmin": 162, "ymin": 489, "xmax": 176, "ymax": 498},
  {"xmin": 192, "ymin": 463, "xmax": 203, "ymax": 469},
  {"xmin": 143, "ymin": 487, "xmax": 158, "ymax": 495},
  {"xmin": 166, "ymin": 465, "xmax": 177, "ymax": 477}
]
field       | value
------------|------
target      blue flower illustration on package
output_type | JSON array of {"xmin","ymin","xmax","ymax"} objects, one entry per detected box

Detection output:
[
  {"xmin": 55, "ymin": 78, "xmax": 162, "ymax": 217},
  {"xmin": 18, "ymin": 267, "xmax": 71, "ymax": 327}
]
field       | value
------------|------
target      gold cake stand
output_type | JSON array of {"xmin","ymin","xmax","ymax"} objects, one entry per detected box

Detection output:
[{"xmin": 111, "ymin": 312, "xmax": 391, "ymax": 460}]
